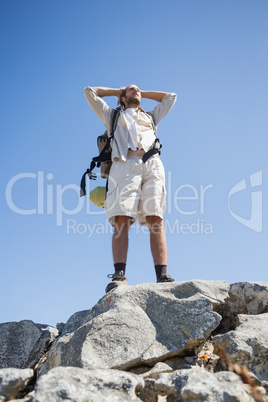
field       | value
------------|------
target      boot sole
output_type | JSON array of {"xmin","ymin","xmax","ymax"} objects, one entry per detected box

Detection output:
[{"xmin": 105, "ymin": 281, "xmax": 128, "ymax": 294}]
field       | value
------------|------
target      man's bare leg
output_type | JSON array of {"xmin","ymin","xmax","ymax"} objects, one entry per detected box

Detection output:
[
  {"xmin": 105, "ymin": 215, "xmax": 132, "ymax": 293},
  {"xmin": 112, "ymin": 215, "xmax": 132, "ymax": 264},
  {"xmin": 146, "ymin": 215, "xmax": 167, "ymax": 265},
  {"xmin": 146, "ymin": 215, "xmax": 173, "ymax": 282}
]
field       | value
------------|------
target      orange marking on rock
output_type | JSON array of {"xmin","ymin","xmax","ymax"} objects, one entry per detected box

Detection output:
[
  {"xmin": 213, "ymin": 342, "xmax": 228, "ymax": 365},
  {"xmin": 199, "ymin": 353, "xmax": 209, "ymax": 361}
]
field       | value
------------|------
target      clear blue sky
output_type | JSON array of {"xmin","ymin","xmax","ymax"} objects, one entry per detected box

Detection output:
[{"xmin": 1, "ymin": 0, "xmax": 267, "ymax": 327}]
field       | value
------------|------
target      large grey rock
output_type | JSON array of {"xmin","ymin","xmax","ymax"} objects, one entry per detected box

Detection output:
[
  {"xmin": 32, "ymin": 366, "xmax": 144, "ymax": 402},
  {"xmin": 213, "ymin": 313, "xmax": 268, "ymax": 381},
  {"xmin": 0, "ymin": 368, "xmax": 33, "ymax": 401},
  {"xmin": 0, "ymin": 321, "xmax": 58, "ymax": 369},
  {"xmin": 142, "ymin": 366, "xmax": 256, "ymax": 401},
  {"xmin": 39, "ymin": 280, "xmax": 229, "ymax": 374},
  {"xmin": 220, "ymin": 281, "xmax": 268, "ymax": 331}
]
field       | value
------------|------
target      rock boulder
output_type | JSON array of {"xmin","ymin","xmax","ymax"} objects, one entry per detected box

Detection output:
[
  {"xmin": 32, "ymin": 367, "xmax": 144, "ymax": 402},
  {"xmin": 220, "ymin": 282, "xmax": 268, "ymax": 331},
  {"xmin": 0, "ymin": 321, "xmax": 58, "ymax": 370},
  {"xmin": 213, "ymin": 313, "xmax": 268, "ymax": 381},
  {"xmin": 39, "ymin": 280, "xmax": 229, "ymax": 374},
  {"xmin": 0, "ymin": 368, "xmax": 34, "ymax": 401}
]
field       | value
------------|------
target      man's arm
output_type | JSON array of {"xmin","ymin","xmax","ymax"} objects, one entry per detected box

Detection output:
[
  {"xmin": 141, "ymin": 90, "xmax": 168, "ymax": 103},
  {"xmin": 83, "ymin": 86, "xmax": 113, "ymax": 129},
  {"xmin": 92, "ymin": 87, "xmax": 167, "ymax": 102},
  {"xmin": 92, "ymin": 87, "xmax": 121, "ymax": 98},
  {"xmin": 149, "ymin": 92, "xmax": 177, "ymax": 126}
]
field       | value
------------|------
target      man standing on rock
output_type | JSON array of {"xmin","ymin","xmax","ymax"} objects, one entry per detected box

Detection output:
[{"xmin": 83, "ymin": 85, "xmax": 177, "ymax": 293}]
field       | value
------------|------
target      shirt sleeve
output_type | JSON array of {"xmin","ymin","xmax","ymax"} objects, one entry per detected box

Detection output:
[
  {"xmin": 150, "ymin": 93, "xmax": 177, "ymax": 126},
  {"xmin": 83, "ymin": 86, "xmax": 113, "ymax": 130}
]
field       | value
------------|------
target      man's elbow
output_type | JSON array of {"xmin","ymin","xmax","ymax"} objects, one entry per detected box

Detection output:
[
  {"xmin": 83, "ymin": 86, "xmax": 90, "ymax": 94},
  {"xmin": 83, "ymin": 87, "xmax": 99, "ymax": 99},
  {"xmin": 161, "ymin": 92, "xmax": 177, "ymax": 102}
]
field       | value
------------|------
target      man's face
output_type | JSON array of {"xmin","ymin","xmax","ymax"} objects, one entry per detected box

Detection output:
[{"xmin": 123, "ymin": 85, "xmax": 141, "ymax": 107}]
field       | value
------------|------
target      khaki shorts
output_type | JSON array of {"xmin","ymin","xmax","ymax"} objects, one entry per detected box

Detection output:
[{"xmin": 105, "ymin": 150, "xmax": 166, "ymax": 226}]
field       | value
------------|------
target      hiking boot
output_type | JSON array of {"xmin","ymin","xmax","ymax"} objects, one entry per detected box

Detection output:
[
  {"xmin": 105, "ymin": 270, "xmax": 128, "ymax": 293},
  {"xmin": 157, "ymin": 273, "xmax": 175, "ymax": 283}
]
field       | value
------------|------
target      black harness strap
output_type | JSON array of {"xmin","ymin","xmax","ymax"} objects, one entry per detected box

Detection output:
[
  {"xmin": 110, "ymin": 108, "xmax": 120, "ymax": 137},
  {"xmin": 142, "ymin": 138, "xmax": 162, "ymax": 163},
  {"xmin": 141, "ymin": 113, "xmax": 162, "ymax": 163}
]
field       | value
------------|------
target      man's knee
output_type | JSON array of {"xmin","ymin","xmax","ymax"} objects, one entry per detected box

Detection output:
[
  {"xmin": 114, "ymin": 215, "xmax": 132, "ymax": 232},
  {"xmin": 146, "ymin": 215, "xmax": 163, "ymax": 234},
  {"xmin": 146, "ymin": 215, "xmax": 163, "ymax": 225}
]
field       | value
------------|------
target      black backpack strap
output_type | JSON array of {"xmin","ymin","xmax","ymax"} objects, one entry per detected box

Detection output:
[
  {"xmin": 92, "ymin": 139, "xmax": 111, "ymax": 163},
  {"xmin": 80, "ymin": 161, "xmax": 97, "ymax": 197},
  {"xmin": 142, "ymin": 112, "xmax": 161, "ymax": 163},
  {"xmin": 110, "ymin": 108, "xmax": 120, "ymax": 138}
]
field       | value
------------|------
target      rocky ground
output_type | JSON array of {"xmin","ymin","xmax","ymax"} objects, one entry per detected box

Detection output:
[{"xmin": 0, "ymin": 280, "xmax": 268, "ymax": 401}]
